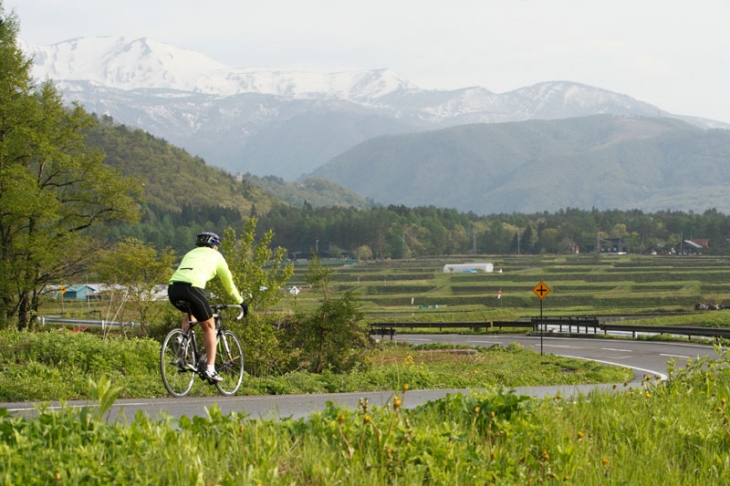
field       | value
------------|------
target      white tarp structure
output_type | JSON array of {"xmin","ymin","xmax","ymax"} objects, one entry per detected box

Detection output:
[{"xmin": 443, "ymin": 263, "xmax": 494, "ymax": 273}]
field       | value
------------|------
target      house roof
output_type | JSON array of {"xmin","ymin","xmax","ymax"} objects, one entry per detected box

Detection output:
[
  {"xmin": 689, "ymin": 239, "xmax": 710, "ymax": 247},
  {"xmin": 683, "ymin": 240, "xmax": 704, "ymax": 249},
  {"xmin": 66, "ymin": 284, "xmax": 97, "ymax": 292}
]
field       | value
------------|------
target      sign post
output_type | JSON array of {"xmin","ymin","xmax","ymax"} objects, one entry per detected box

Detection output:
[
  {"xmin": 532, "ymin": 281, "xmax": 551, "ymax": 355},
  {"xmin": 60, "ymin": 286, "xmax": 67, "ymax": 317}
]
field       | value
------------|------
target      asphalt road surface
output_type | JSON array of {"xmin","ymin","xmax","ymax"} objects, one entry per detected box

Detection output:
[{"xmin": 2, "ymin": 334, "xmax": 720, "ymax": 422}]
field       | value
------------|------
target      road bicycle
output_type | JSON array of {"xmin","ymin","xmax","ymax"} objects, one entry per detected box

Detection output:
[{"xmin": 160, "ymin": 304, "xmax": 245, "ymax": 397}]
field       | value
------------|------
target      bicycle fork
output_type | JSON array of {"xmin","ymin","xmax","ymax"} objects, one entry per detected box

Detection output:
[
  {"xmin": 182, "ymin": 330, "xmax": 206, "ymax": 373},
  {"xmin": 217, "ymin": 332, "xmax": 232, "ymax": 365}
]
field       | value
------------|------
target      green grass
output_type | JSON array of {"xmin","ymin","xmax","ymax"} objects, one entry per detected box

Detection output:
[
  {"xmin": 0, "ymin": 332, "xmax": 631, "ymax": 401},
  {"xmin": 1, "ymin": 347, "xmax": 729, "ymax": 484},
  {"xmin": 277, "ymin": 254, "xmax": 730, "ymax": 325}
]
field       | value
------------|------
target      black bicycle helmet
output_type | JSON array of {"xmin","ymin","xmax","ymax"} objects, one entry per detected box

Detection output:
[{"xmin": 196, "ymin": 232, "xmax": 221, "ymax": 248}]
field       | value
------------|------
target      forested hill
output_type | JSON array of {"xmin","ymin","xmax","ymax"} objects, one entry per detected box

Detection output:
[
  {"xmin": 308, "ymin": 115, "xmax": 730, "ymax": 214},
  {"xmin": 82, "ymin": 115, "xmax": 284, "ymax": 216},
  {"xmin": 244, "ymin": 175, "xmax": 374, "ymax": 210}
]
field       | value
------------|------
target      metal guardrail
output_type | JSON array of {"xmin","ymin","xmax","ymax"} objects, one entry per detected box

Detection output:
[
  {"xmin": 530, "ymin": 317, "xmax": 600, "ymax": 334},
  {"xmin": 601, "ymin": 323, "xmax": 730, "ymax": 340},
  {"xmin": 370, "ymin": 317, "xmax": 730, "ymax": 342},
  {"xmin": 37, "ymin": 317, "xmax": 141, "ymax": 330},
  {"xmin": 370, "ymin": 320, "xmax": 533, "ymax": 338}
]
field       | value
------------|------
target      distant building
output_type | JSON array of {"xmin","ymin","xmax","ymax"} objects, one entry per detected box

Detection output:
[
  {"xmin": 600, "ymin": 238, "xmax": 628, "ymax": 254},
  {"xmin": 680, "ymin": 239, "xmax": 710, "ymax": 255},
  {"xmin": 62, "ymin": 284, "xmax": 97, "ymax": 300},
  {"xmin": 443, "ymin": 263, "xmax": 494, "ymax": 273}
]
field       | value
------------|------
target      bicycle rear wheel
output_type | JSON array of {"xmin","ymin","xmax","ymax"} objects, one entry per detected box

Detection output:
[
  {"xmin": 215, "ymin": 330, "xmax": 244, "ymax": 396},
  {"xmin": 160, "ymin": 329, "xmax": 195, "ymax": 397}
]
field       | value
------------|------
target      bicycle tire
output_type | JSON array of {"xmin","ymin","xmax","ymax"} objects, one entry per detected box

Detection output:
[
  {"xmin": 214, "ymin": 330, "xmax": 244, "ymax": 396},
  {"xmin": 160, "ymin": 329, "xmax": 195, "ymax": 397}
]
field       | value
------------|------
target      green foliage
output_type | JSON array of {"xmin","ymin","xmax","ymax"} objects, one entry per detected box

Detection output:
[
  {"xmin": 0, "ymin": 329, "xmax": 630, "ymax": 401},
  {"xmin": 91, "ymin": 238, "xmax": 177, "ymax": 335},
  {"xmin": 245, "ymin": 175, "xmax": 374, "ymax": 209},
  {"xmin": 4, "ymin": 352, "xmax": 730, "ymax": 483},
  {"xmin": 0, "ymin": 330, "xmax": 161, "ymax": 401},
  {"xmin": 0, "ymin": 9, "xmax": 141, "ymax": 329},
  {"xmin": 82, "ymin": 117, "xmax": 288, "ymax": 255},
  {"xmin": 285, "ymin": 256, "xmax": 369, "ymax": 373},
  {"xmin": 83, "ymin": 116, "xmax": 283, "ymax": 217},
  {"xmin": 231, "ymin": 313, "xmax": 296, "ymax": 377},
  {"xmin": 212, "ymin": 218, "xmax": 294, "ymax": 310}
]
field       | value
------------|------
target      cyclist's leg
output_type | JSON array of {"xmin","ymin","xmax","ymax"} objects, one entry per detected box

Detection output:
[
  {"xmin": 169, "ymin": 284, "xmax": 220, "ymax": 380},
  {"xmin": 199, "ymin": 317, "xmax": 217, "ymax": 366}
]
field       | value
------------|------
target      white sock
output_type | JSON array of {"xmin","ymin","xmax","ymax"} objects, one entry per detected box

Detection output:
[{"xmin": 207, "ymin": 365, "xmax": 216, "ymax": 373}]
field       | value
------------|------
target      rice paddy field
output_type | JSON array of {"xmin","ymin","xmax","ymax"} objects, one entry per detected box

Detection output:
[{"xmin": 281, "ymin": 254, "xmax": 730, "ymax": 328}]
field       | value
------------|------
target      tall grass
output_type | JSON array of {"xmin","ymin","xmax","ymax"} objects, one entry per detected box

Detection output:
[
  {"xmin": 0, "ymin": 331, "xmax": 630, "ymax": 401},
  {"xmin": 1, "ymin": 347, "xmax": 728, "ymax": 484}
]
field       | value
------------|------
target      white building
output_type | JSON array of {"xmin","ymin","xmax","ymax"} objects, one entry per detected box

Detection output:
[{"xmin": 443, "ymin": 263, "xmax": 494, "ymax": 273}]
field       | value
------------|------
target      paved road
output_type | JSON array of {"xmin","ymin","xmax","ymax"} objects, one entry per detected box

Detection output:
[{"xmin": 2, "ymin": 334, "xmax": 720, "ymax": 422}]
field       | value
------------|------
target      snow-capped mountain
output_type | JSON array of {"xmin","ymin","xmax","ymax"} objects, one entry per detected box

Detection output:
[
  {"xmin": 24, "ymin": 37, "xmax": 418, "ymax": 100},
  {"xmin": 22, "ymin": 36, "xmax": 730, "ymax": 179}
]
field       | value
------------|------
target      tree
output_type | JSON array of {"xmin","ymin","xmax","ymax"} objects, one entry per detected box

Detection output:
[
  {"xmin": 212, "ymin": 217, "xmax": 294, "ymax": 310},
  {"xmin": 354, "ymin": 245, "xmax": 373, "ymax": 261},
  {"xmin": 289, "ymin": 254, "xmax": 368, "ymax": 373},
  {"xmin": 0, "ymin": 6, "xmax": 142, "ymax": 329},
  {"xmin": 208, "ymin": 218, "xmax": 294, "ymax": 376},
  {"xmin": 91, "ymin": 238, "xmax": 176, "ymax": 336}
]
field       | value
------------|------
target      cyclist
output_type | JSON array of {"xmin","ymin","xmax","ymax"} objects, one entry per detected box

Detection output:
[{"xmin": 168, "ymin": 232, "xmax": 248, "ymax": 383}]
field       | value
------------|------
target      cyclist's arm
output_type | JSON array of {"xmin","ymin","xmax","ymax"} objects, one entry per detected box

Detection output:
[{"xmin": 216, "ymin": 255, "xmax": 244, "ymax": 303}]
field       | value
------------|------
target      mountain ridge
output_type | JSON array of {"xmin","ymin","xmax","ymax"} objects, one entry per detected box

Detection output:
[
  {"xmin": 23, "ymin": 36, "xmax": 729, "ymax": 183},
  {"xmin": 308, "ymin": 115, "xmax": 730, "ymax": 214}
]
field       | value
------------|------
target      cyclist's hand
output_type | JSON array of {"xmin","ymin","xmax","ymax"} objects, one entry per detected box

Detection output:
[{"xmin": 240, "ymin": 301, "xmax": 249, "ymax": 318}]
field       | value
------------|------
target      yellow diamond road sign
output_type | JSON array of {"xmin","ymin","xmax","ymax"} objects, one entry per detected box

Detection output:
[{"xmin": 533, "ymin": 281, "xmax": 551, "ymax": 300}]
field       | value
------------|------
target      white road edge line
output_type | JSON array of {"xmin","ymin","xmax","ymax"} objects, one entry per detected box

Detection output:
[
  {"xmin": 567, "ymin": 356, "xmax": 668, "ymax": 381},
  {"xmin": 660, "ymin": 353, "xmax": 691, "ymax": 359}
]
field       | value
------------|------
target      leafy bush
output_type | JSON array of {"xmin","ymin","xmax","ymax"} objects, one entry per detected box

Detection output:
[
  {"xmin": 6, "ymin": 353, "xmax": 730, "ymax": 485},
  {"xmin": 0, "ymin": 331, "xmax": 160, "ymax": 401},
  {"xmin": 281, "ymin": 256, "xmax": 370, "ymax": 374}
]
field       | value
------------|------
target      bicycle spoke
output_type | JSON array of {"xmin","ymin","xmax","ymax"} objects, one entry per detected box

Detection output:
[
  {"xmin": 160, "ymin": 329, "xmax": 195, "ymax": 397},
  {"xmin": 214, "ymin": 330, "xmax": 244, "ymax": 396}
]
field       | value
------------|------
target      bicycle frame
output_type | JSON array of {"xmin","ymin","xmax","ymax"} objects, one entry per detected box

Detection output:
[
  {"xmin": 184, "ymin": 308, "xmax": 237, "ymax": 373},
  {"xmin": 160, "ymin": 304, "xmax": 245, "ymax": 397}
]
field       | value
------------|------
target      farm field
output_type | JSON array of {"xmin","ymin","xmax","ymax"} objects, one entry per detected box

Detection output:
[
  {"xmin": 45, "ymin": 254, "xmax": 730, "ymax": 332},
  {"xmin": 281, "ymin": 254, "xmax": 730, "ymax": 328}
]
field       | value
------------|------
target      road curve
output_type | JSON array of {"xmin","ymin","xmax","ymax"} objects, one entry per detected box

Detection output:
[{"xmin": 1, "ymin": 334, "xmax": 720, "ymax": 422}]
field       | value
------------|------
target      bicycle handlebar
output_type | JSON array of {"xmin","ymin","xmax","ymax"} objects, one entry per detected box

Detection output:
[{"xmin": 212, "ymin": 304, "xmax": 246, "ymax": 320}]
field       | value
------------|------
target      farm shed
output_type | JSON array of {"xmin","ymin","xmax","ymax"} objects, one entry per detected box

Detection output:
[
  {"xmin": 63, "ymin": 284, "xmax": 97, "ymax": 300},
  {"xmin": 443, "ymin": 263, "xmax": 494, "ymax": 273}
]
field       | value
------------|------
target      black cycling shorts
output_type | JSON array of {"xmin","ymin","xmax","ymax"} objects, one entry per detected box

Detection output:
[{"xmin": 168, "ymin": 282, "xmax": 213, "ymax": 322}]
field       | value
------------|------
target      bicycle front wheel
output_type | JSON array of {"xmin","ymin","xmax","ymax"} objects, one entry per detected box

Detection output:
[
  {"xmin": 160, "ymin": 329, "xmax": 195, "ymax": 397},
  {"xmin": 215, "ymin": 330, "xmax": 245, "ymax": 396}
]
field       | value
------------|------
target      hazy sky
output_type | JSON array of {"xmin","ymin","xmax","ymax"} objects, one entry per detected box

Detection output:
[{"xmin": 6, "ymin": 0, "xmax": 730, "ymax": 123}]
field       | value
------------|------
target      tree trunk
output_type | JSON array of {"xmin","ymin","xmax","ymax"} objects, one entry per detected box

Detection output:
[{"xmin": 16, "ymin": 291, "xmax": 30, "ymax": 330}]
